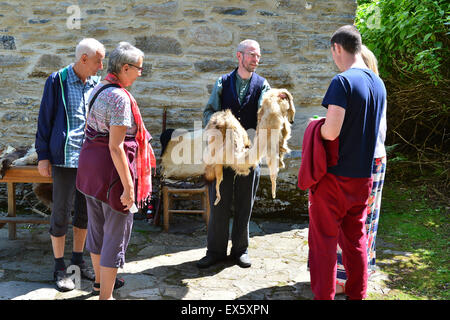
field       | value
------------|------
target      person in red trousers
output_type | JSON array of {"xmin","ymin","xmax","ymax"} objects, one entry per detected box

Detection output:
[{"xmin": 304, "ymin": 25, "xmax": 386, "ymax": 300}]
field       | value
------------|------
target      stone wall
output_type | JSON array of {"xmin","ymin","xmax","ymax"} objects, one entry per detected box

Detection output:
[{"xmin": 0, "ymin": 0, "xmax": 356, "ymax": 210}]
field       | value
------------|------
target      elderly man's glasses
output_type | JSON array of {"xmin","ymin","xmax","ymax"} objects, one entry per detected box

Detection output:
[{"xmin": 128, "ymin": 63, "xmax": 143, "ymax": 72}]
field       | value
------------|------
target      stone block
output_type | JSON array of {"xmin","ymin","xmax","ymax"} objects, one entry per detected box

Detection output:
[
  {"xmin": 28, "ymin": 19, "xmax": 51, "ymax": 24},
  {"xmin": 140, "ymin": 63, "xmax": 152, "ymax": 78},
  {"xmin": 193, "ymin": 59, "xmax": 235, "ymax": 73},
  {"xmin": 1, "ymin": 35, "xmax": 15, "ymax": 50},
  {"xmin": 211, "ymin": 7, "xmax": 247, "ymax": 16},
  {"xmin": 260, "ymin": 69, "xmax": 294, "ymax": 89},
  {"xmin": 28, "ymin": 54, "xmax": 63, "ymax": 78},
  {"xmin": 36, "ymin": 54, "xmax": 63, "ymax": 70},
  {"xmin": 0, "ymin": 54, "xmax": 27, "ymax": 67},
  {"xmin": 135, "ymin": 35, "xmax": 182, "ymax": 55},
  {"xmin": 133, "ymin": 1, "xmax": 178, "ymax": 19},
  {"xmin": 182, "ymin": 9, "xmax": 204, "ymax": 18},
  {"xmin": 188, "ymin": 24, "xmax": 233, "ymax": 46}
]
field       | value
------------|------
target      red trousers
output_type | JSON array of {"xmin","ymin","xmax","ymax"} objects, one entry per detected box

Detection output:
[{"xmin": 308, "ymin": 172, "xmax": 372, "ymax": 300}]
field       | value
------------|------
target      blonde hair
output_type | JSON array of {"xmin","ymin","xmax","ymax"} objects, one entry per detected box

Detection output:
[{"xmin": 361, "ymin": 44, "xmax": 379, "ymax": 75}]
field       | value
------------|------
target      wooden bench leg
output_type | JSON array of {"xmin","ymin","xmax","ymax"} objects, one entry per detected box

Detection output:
[
  {"xmin": 7, "ymin": 182, "xmax": 16, "ymax": 240},
  {"xmin": 163, "ymin": 186, "xmax": 169, "ymax": 232}
]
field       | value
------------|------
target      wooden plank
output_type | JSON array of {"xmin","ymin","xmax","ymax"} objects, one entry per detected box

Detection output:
[
  {"xmin": 168, "ymin": 209, "xmax": 205, "ymax": 214},
  {"xmin": 7, "ymin": 182, "xmax": 16, "ymax": 240},
  {"xmin": 163, "ymin": 186, "xmax": 169, "ymax": 232},
  {"xmin": 165, "ymin": 187, "xmax": 206, "ymax": 194},
  {"xmin": 0, "ymin": 166, "xmax": 53, "ymax": 183}
]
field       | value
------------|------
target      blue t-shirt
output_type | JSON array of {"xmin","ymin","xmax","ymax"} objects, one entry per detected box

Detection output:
[{"xmin": 322, "ymin": 68, "xmax": 386, "ymax": 178}]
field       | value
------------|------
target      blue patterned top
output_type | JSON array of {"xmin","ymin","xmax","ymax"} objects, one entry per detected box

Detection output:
[{"xmin": 56, "ymin": 64, "xmax": 99, "ymax": 168}]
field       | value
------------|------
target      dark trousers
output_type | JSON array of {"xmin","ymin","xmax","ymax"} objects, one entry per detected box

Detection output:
[
  {"xmin": 49, "ymin": 166, "xmax": 88, "ymax": 237},
  {"xmin": 308, "ymin": 172, "xmax": 372, "ymax": 300},
  {"xmin": 206, "ymin": 166, "xmax": 260, "ymax": 258}
]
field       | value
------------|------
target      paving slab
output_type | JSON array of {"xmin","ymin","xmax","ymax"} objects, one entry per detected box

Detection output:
[{"xmin": 0, "ymin": 217, "xmax": 390, "ymax": 300}]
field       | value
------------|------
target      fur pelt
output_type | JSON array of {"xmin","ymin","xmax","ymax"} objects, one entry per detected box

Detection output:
[
  {"xmin": 160, "ymin": 129, "xmax": 206, "ymax": 179},
  {"xmin": 204, "ymin": 88, "xmax": 295, "ymax": 205},
  {"xmin": 32, "ymin": 183, "xmax": 53, "ymax": 209},
  {"xmin": 0, "ymin": 146, "xmax": 28, "ymax": 178},
  {"xmin": 0, "ymin": 144, "xmax": 52, "ymax": 209}
]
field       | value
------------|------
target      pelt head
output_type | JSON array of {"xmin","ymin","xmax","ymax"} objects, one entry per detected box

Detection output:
[
  {"xmin": 259, "ymin": 88, "xmax": 295, "ymax": 125},
  {"xmin": 0, "ymin": 146, "xmax": 28, "ymax": 178}
]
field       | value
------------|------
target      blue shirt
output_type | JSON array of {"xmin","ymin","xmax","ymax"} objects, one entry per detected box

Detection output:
[
  {"xmin": 322, "ymin": 68, "xmax": 386, "ymax": 178},
  {"xmin": 57, "ymin": 64, "xmax": 98, "ymax": 168}
]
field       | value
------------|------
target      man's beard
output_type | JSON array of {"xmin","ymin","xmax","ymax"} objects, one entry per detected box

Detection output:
[{"xmin": 243, "ymin": 61, "xmax": 257, "ymax": 73}]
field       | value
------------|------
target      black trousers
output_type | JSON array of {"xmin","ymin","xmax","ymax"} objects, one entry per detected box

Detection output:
[
  {"xmin": 206, "ymin": 166, "xmax": 260, "ymax": 258},
  {"xmin": 49, "ymin": 166, "xmax": 88, "ymax": 237}
]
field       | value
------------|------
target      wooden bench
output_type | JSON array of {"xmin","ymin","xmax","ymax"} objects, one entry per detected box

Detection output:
[{"xmin": 0, "ymin": 166, "xmax": 52, "ymax": 240}]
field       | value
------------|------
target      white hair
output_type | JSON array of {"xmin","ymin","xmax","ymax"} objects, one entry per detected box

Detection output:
[
  {"xmin": 236, "ymin": 39, "xmax": 260, "ymax": 54},
  {"xmin": 75, "ymin": 38, "xmax": 105, "ymax": 61},
  {"xmin": 107, "ymin": 42, "xmax": 145, "ymax": 74}
]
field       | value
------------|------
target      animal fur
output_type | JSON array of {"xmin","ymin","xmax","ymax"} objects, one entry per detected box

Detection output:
[
  {"xmin": 255, "ymin": 88, "xmax": 295, "ymax": 199},
  {"xmin": 0, "ymin": 144, "xmax": 52, "ymax": 209},
  {"xmin": 204, "ymin": 88, "xmax": 295, "ymax": 205},
  {"xmin": 160, "ymin": 129, "xmax": 206, "ymax": 179},
  {"xmin": 32, "ymin": 183, "xmax": 53, "ymax": 209},
  {"xmin": 11, "ymin": 144, "xmax": 38, "ymax": 166},
  {"xmin": 0, "ymin": 146, "xmax": 28, "ymax": 178}
]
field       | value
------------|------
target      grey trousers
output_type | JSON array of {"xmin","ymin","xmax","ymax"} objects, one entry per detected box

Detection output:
[
  {"xmin": 206, "ymin": 166, "xmax": 260, "ymax": 258},
  {"xmin": 85, "ymin": 196, "xmax": 134, "ymax": 268}
]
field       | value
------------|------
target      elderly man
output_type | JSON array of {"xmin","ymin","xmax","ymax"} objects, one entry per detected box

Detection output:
[
  {"xmin": 35, "ymin": 38, "xmax": 105, "ymax": 291},
  {"xmin": 198, "ymin": 39, "xmax": 271, "ymax": 269}
]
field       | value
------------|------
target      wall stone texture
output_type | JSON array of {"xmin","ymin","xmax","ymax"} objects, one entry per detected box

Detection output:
[{"xmin": 0, "ymin": 0, "xmax": 356, "ymax": 211}]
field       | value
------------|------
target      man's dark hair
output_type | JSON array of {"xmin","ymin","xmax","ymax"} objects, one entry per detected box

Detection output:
[{"xmin": 330, "ymin": 25, "xmax": 362, "ymax": 54}]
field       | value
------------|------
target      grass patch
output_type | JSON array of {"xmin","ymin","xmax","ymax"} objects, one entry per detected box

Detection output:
[{"xmin": 372, "ymin": 179, "xmax": 449, "ymax": 300}]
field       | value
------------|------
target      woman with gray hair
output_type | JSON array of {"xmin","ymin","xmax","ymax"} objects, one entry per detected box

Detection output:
[{"xmin": 76, "ymin": 42, "xmax": 156, "ymax": 300}]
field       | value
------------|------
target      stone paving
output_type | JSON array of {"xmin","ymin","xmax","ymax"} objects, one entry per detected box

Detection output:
[{"xmin": 0, "ymin": 215, "xmax": 390, "ymax": 300}]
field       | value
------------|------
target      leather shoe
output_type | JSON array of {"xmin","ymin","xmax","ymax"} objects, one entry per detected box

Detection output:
[
  {"xmin": 233, "ymin": 253, "xmax": 251, "ymax": 268},
  {"xmin": 196, "ymin": 255, "xmax": 225, "ymax": 269},
  {"xmin": 54, "ymin": 270, "xmax": 75, "ymax": 292}
]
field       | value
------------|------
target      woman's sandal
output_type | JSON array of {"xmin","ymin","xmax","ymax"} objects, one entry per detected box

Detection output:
[{"xmin": 91, "ymin": 278, "xmax": 125, "ymax": 295}]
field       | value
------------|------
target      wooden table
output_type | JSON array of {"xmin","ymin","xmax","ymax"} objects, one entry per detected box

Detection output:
[{"xmin": 0, "ymin": 166, "xmax": 52, "ymax": 240}]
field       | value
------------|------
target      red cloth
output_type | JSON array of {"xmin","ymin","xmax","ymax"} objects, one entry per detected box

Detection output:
[
  {"xmin": 308, "ymin": 173, "xmax": 372, "ymax": 300},
  {"xmin": 299, "ymin": 120, "xmax": 371, "ymax": 299},
  {"xmin": 297, "ymin": 119, "xmax": 339, "ymax": 191},
  {"xmin": 105, "ymin": 73, "xmax": 156, "ymax": 207}
]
